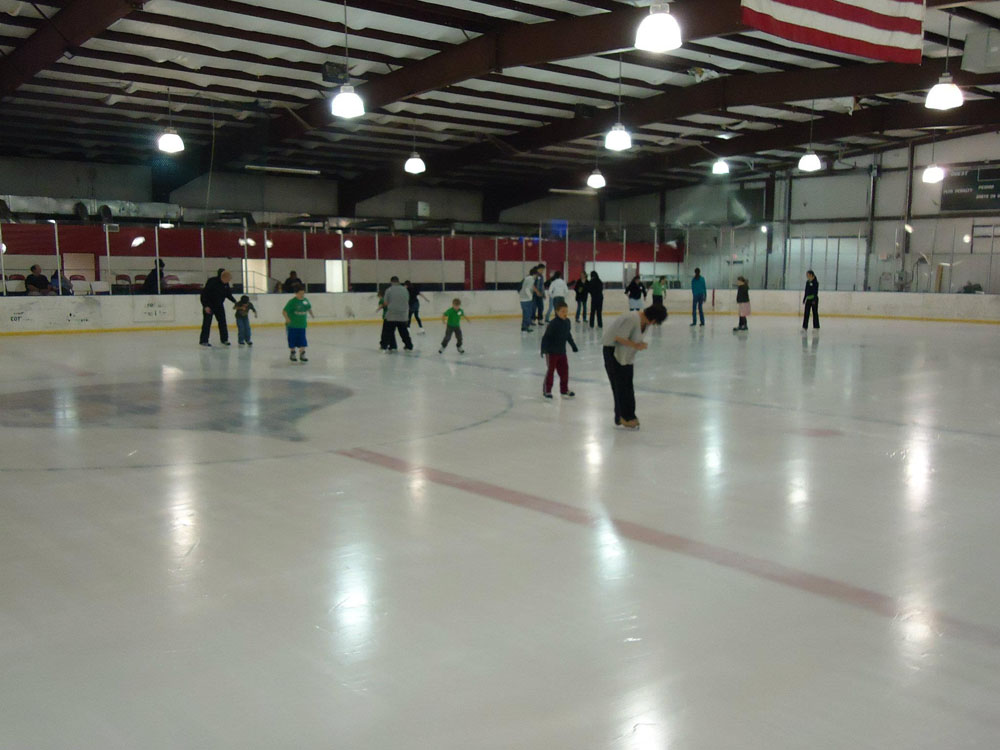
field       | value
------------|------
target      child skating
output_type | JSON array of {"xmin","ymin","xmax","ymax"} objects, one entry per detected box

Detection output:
[
  {"xmin": 439, "ymin": 298, "xmax": 467, "ymax": 353},
  {"xmin": 233, "ymin": 295, "xmax": 257, "ymax": 346},
  {"xmin": 283, "ymin": 287, "xmax": 314, "ymax": 362},
  {"xmin": 540, "ymin": 300, "xmax": 578, "ymax": 399}
]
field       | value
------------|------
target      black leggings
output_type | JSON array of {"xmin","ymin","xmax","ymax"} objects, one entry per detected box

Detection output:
[
  {"xmin": 409, "ymin": 305, "xmax": 422, "ymax": 328},
  {"xmin": 589, "ymin": 296, "xmax": 604, "ymax": 328}
]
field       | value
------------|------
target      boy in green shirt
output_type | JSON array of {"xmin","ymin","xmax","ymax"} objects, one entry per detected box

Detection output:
[
  {"xmin": 439, "ymin": 298, "xmax": 468, "ymax": 354},
  {"xmin": 282, "ymin": 288, "xmax": 314, "ymax": 362}
]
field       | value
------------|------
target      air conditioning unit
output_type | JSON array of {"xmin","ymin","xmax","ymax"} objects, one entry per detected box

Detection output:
[{"xmin": 962, "ymin": 29, "xmax": 1000, "ymax": 74}]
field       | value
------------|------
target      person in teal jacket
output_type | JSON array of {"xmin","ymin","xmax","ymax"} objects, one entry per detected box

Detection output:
[{"xmin": 691, "ymin": 268, "xmax": 706, "ymax": 326}]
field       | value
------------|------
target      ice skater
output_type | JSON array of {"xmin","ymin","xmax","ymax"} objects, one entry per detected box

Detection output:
[
  {"xmin": 691, "ymin": 268, "xmax": 706, "ymax": 326},
  {"xmin": 573, "ymin": 272, "xmax": 588, "ymax": 323},
  {"xmin": 545, "ymin": 271, "xmax": 569, "ymax": 322},
  {"xmin": 625, "ymin": 275, "xmax": 646, "ymax": 311},
  {"xmin": 405, "ymin": 280, "xmax": 430, "ymax": 334},
  {"xmin": 439, "ymin": 298, "xmax": 467, "ymax": 354},
  {"xmin": 803, "ymin": 270, "xmax": 820, "ymax": 330},
  {"xmin": 234, "ymin": 295, "xmax": 257, "ymax": 346},
  {"xmin": 199, "ymin": 268, "xmax": 237, "ymax": 347},
  {"xmin": 651, "ymin": 275, "xmax": 666, "ymax": 307},
  {"xmin": 587, "ymin": 270, "xmax": 604, "ymax": 328},
  {"xmin": 602, "ymin": 304, "xmax": 667, "ymax": 429},
  {"xmin": 733, "ymin": 276, "xmax": 750, "ymax": 332},
  {"xmin": 283, "ymin": 287, "xmax": 314, "ymax": 362},
  {"xmin": 540, "ymin": 300, "xmax": 578, "ymax": 399},
  {"xmin": 379, "ymin": 276, "xmax": 413, "ymax": 352}
]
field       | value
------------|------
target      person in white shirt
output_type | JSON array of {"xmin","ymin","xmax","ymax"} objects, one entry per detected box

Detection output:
[
  {"xmin": 544, "ymin": 271, "xmax": 570, "ymax": 322},
  {"xmin": 601, "ymin": 304, "xmax": 667, "ymax": 429},
  {"xmin": 519, "ymin": 267, "xmax": 540, "ymax": 332}
]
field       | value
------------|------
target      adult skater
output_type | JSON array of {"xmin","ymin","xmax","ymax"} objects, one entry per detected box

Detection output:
[
  {"xmin": 519, "ymin": 266, "xmax": 541, "ymax": 332},
  {"xmin": 545, "ymin": 270, "xmax": 569, "ymax": 322},
  {"xmin": 199, "ymin": 268, "xmax": 237, "ymax": 346},
  {"xmin": 803, "ymin": 270, "xmax": 820, "ymax": 330},
  {"xmin": 379, "ymin": 276, "xmax": 413, "ymax": 351},
  {"xmin": 625, "ymin": 274, "xmax": 646, "ymax": 311},
  {"xmin": 587, "ymin": 270, "xmax": 604, "ymax": 328},
  {"xmin": 531, "ymin": 265, "xmax": 545, "ymax": 325},
  {"xmin": 405, "ymin": 280, "xmax": 430, "ymax": 333},
  {"xmin": 602, "ymin": 304, "xmax": 667, "ymax": 429},
  {"xmin": 573, "ymin": 272, "xmax": 588, "ymax": 323},
  {"xmin": 691, "ymin": 268, "xmax": 706, "ymax": 326}
]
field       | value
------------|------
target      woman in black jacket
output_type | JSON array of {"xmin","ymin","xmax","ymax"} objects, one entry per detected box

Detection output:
[
  {"xmin": 587, "ymin": 271, "xmax": 604, "ymax": 328},
  {"xmin": 733, "ymin": 276, "xmax": 750, "ymax": 332},
  {"xmin": 625, "ymin": 275, "xmax": 646, "ymax": 311},
  {"xmin": 199, "ymin": 268, "xmax": 237, "ymax": 346},
  {"xmin": 802, "ymin": 270, "xmax": 820, "ymax": 330},
  {"xmin": 573, "ymin": 274, "xmax": 588, "ymax": 323}
]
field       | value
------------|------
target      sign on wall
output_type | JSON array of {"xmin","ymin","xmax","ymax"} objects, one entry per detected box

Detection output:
[
  {"xmin": 132, "ymin": 296, "xmax": 175, "ymax": 322},
  {"xmin": 941, "ymin": 165, "xmax": 1000, "ymax": 211},
  {"xmin": 4, "ymin": 297, "xmax": 103, "ymax": 331}
]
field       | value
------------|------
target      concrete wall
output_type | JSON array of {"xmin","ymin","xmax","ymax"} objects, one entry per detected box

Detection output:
[
  {"xmin": 169, "ymin": 173, "xmax": 339, "ymax": 215},
  {"xmin": 1, "ymin": 290, "xmax": 998, "ymax": 335},
  {"xmin": 355, "ymin": 187, "xmax": 482, "ymax": 221},
  {"xmin": 0, "ymin": 158, "xmax": 152, "ymax": 202},
  {"xmin": 499, "ymin": 194, "xmax": 599, "ymax": 224}
]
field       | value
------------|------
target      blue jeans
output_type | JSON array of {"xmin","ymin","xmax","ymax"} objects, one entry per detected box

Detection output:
[
  {"xmin": 575, "ymin": 298, "xmax": 587, "ymax": 322},
  {"xmin": 520, "ymin": 300, "xmax": 534, "ymax": 329},
  {"xmin": 236, "ymin": 316, "xmax": 252, "ymax": 343},
  {"xmin": 692, "ymin": 294, "xmax": 705, "ymax": 324}
]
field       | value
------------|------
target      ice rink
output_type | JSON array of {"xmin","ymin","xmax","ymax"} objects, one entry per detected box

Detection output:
[{"xmin": 2, "ymin": 314, "xmax": 1000, "ymax": 749}]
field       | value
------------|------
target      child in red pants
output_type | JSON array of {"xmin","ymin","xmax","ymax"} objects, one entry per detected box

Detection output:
[{"xmin": 540, "ymin": 300, "xmax": 578, "ymax": 399}]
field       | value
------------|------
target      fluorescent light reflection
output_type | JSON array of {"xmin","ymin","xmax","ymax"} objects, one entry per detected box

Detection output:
[{"xmin": 594, "ymin": 518, "xmax": 629, "ymax": 582}]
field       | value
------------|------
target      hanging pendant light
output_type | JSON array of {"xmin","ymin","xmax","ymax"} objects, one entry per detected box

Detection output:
[
  {"xmin": 587, "ymin": 169, "xmax": 606, "ymax": 189},
  {"xmin": 605, "ymin": 123, "xmax": 631, "ymax": 151},
  {"xmin": 926, "ymin": 16, "xmax": 963, "ymax": 111},
  {"xmin": 925, "ymin": 73, "xmax": 963, "ymax": 110},
  {"xmin": 635, "ymin": 3, "xmax": 682, "ymax": 53},
  {"xmin": 157, "ymin": 89, "xmax": 185, "ymax": 153},
  {"xmin": 403, "ymin": 125, "xmax": 426, "ymax": 174},
  {"xmin": 404, "ymin": 152, "xmax": 426, "ymax": 175},
  {"xmin": 712, "ymin": 158, "xmax": 730, "ymax": 175},
  {"xmin": 797, "ymin": 99, "xmax": 823, "ymax": 172},
  {"xmin": 922, "ymin": 164, "xmax": 945, "ymax": 183},
  {"xmin": 922, "ymin": 139, "xmax": 945, "ymax": 184},
  {"xmin": 798, "ymin": 152, "xmax": 822, "ymax": 172},
  {"xmin": 604, "ymin": 55, "xmax": 632, "ymax": 152},
  {"xmin": 331, "ymin": 0, "xmax": 365, "ymax": 118}
]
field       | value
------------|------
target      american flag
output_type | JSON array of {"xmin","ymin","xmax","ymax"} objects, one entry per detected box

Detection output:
[{"xmin": 740, "ymin": 0, "xmax": 925, "ymax": 64}]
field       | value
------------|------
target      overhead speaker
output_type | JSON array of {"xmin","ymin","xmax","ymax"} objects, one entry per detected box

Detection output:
[
  {"xmin": 98, "ymin": 205, "xmax": 113, "ymax": 224},
  {"xmin": 0, "ymin": 199, "xmax": 12, "ymax": 223},
  {"xmin": 73, "ymin": 201, "xmax": 88, "ymax": 221}
]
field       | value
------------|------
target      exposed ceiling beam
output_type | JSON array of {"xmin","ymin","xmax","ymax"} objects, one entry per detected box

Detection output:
[
  {"xmin": 619, "ymin": 98, "xmax": 1000, "ymax": 177},
  {"xmin": 341, "ymin": 57, "xmax": 1000, "ymax": 210},
  {"xmin": 0, "ymin": 0, "xmax": 143, "ymax": 100},
  {"xmin": 203, "ymin": 0, "xmax": 745, "ymax": 171}
]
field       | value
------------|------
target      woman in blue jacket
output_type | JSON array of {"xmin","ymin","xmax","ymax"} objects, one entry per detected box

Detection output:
[{"xmin": 691, "ymin": 268, "xmax": 706, "ymax": 326}]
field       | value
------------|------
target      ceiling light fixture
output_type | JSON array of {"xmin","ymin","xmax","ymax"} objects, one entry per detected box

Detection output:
[
  {"xmin": 157, "ymin": 88, "xmax": 185, "ymax": 154},
  {"xmin": 331, "ymin": 0, "xmax": 365, "ymax": 118},
  {"xmin": 797, "ymin": 99, "xmax": 823, "ymax": 172},
  {"xmin": 926, "ymin": 15, "xmax": 963, "ymax": 111},
  {"xmin": 403, "ymin": 123, "xmax": 426, "ymax": 174},
  {"xmin": 635, "ymin": 2, "xmax": 682, "ymax": 53},
  {"xmin": 587, "ymin": 169, "xmax": 606, "ymax": 189},
  {"xmin": 604, "ymin": 55, "xmax": 632, "ymax": 152},
  {"xmin": 712, "ymin": 158, "xmax": 730, "ymax": 175},
  {"xmin": 922, "ymin": 139, "xmax": 946, "ymax": 184}
]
